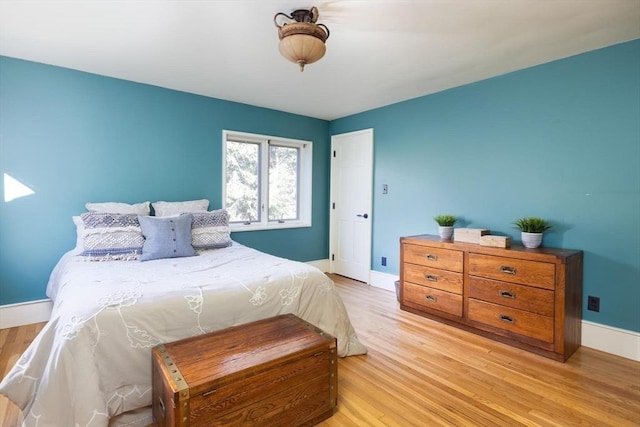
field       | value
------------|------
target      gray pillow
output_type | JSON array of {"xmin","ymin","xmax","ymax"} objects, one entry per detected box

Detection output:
[
  {"xmin": 138, "ymin": 214, "xmax": 196, "ymax": 261},
  {"xmin": 186, "ymin": 209, "xmax": 232, "ymax": 249},
  {"xmin": 79, "ymin": 212, "xmax": 143, "ymax": 260}
]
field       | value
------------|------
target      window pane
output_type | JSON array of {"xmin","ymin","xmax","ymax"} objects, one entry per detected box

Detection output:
[
  {"xmin": 269, "ymin": 145, "xmax": 298, "ymax": 221},
  {"xmin": 225, "ymin": 141, "xmax": 260, "ymax": 222}
]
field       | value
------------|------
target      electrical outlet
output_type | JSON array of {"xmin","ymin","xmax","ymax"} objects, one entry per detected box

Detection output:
[
  {"xmin": 382, "ymin": 184, "xmax": 388, "ymax": 194},
  {"xmin": 587, "ymin": 296, "xmax": 600, "ymax": 312},
  {"xmin": 381, "ymin": 256, "xmax": 387, "ymax": 266}
]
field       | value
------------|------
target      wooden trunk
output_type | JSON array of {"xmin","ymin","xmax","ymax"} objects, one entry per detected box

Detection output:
[{"xmin": 151, "ymin": 314, "xmax": 337, "ymax": 427}]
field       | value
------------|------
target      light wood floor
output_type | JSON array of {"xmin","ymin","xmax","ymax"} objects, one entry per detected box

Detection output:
[{"xmin": 1, "ymin": 275, "xmax": 639, "ymax": 426}]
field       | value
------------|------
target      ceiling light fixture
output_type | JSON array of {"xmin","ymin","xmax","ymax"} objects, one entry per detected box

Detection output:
[{"xmin": 274, "ymin": 6, "xmax": 330, "ymax": 72}]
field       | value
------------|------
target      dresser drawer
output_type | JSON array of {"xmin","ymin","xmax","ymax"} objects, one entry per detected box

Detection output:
[
  {"xmin": 404, "ymin": 263, "xmax": 462, "ymax": 294},
  {"xmin": 468, "ymin": 253, "xmax": 555, "ymax": 290},
  {"xmin": 468, "ymin": 299, "xmax": 553, "ymax": 343},
  {"xmin": 403, "ymin": 244, "xmax": 463, "ymax": 272},
  {"xmin": 403, "ymin": 282, "xmax": 462, "ymax": 317},
  {"xmin": 468, "ymin": 277, "xmax": 554, "ymax": 317}
]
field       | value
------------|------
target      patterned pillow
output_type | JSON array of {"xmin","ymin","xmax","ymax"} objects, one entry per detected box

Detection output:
[
  {"xmin": 138, "ymin": 214, "xmax": 196, "ymax": 261},
  {"xmin": 79, "ymin": 213, "xmax": 144, "ymax": 260},
  {"xmin": 152, "ymin": 199, "xmax": 209, "ymax": 217},
  {"xmin": 187, "ymin": 210, "xmax": 232, "ymax": 250}
]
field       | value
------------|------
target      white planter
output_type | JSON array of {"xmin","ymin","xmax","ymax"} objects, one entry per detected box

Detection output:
[
  {"xmin": 438, "ymin": 226, "xmax": 454, "ymax": 240},
  {"xmin": 521, "ymin": 232, "xmax": 543, "ymax": 248}
]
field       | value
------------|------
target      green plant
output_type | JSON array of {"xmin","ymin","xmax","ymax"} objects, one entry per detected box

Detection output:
[
  {"xmin": 513, "ymin": 217, "xmax": 552, "ymax": 233},
  {"xmin": 434, "ymin": 214, "xmax": 457, "ymax": 227}
]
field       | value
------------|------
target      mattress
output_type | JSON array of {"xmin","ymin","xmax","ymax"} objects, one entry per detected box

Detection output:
[{"xmin": 0, "ymin": 242, "xmax": 366, "ymax": 427}]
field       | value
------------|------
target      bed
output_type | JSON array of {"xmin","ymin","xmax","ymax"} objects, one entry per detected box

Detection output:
[{"xmin": 0, "ymin": 205, "xmax": 367, "ymax": 427}]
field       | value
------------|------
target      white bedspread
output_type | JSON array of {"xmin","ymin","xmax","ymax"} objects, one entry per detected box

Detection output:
[{"xmin": 0, "ymin": 243, "xmax": 366, "ymax": 427}]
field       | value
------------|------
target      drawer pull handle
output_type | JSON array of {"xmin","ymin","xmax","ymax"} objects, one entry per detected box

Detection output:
[
  {"xmin": 425, "ymin": 274, "xmax": 438, "ymax": 282},
  {"xmin": 425, "ymin": 295, "xmax": 437, "ymax": 303},
  {"xmin": 499, "ymin": 290, "xmax": 516, "ymax": 299},
  {"xmin": 499, "ymin": 314, "xmax": 515, "ymax": 324},
  {"xmin": 425, "ymin": 254, "xmax": 438, "ymax": 261},
  {"xmin": 158, "ymin": 396, "xmax": 166, "ymax": 418},
  {"xmin": 500, "ymin": 266, "xmax": 517, "ymax": 275},
  {"xmin": 202, "ymin": 388, "xmax": 217, "ymax": 397}
]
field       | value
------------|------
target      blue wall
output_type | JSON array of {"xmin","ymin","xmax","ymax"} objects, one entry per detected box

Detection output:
[
  {"xmin": 330, "ymin": 39, "xmax": 640, "ymax": 332},
  {"xmin": 2, "ymin": 40, "xmax": 639, "ymax": 333},
  {"xmin": 0, "ymin": 56, "xmax": 330, "ymax": 305}
]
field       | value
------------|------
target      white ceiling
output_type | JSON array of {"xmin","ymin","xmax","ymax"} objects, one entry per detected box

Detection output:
[{"xmin": 1, "ymin": 0, "xmax": 639, "ymax": 120}]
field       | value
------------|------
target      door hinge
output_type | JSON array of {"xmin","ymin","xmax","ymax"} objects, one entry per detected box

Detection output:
[
  {"xmin": 331, "ymin": 254, "xmax": 335, "ymax": 261},
  {"xmin": 333, "ymin": 150, "xmax": 336, "ymax": 157},
  {"xmin": 332, "ymin": 202, "xmax": 335, "ymax": 209}
]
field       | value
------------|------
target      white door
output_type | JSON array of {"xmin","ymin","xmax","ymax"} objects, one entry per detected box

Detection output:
[{"xmin": 329, "ymin": 129, "xmax": 373, "ymax": 283}]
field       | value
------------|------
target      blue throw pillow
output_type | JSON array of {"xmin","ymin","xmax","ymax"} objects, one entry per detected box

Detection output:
[{"xmin": 138, "ymin": 214, "xmax": 196, "ymax": 261}]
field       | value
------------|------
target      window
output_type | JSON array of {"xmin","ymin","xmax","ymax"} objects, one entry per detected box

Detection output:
[{"xmin": 222, "ymin": 130, "xmax": 312, "ymax": 231}]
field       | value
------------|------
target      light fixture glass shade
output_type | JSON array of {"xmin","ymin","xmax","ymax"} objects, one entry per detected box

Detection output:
[
  {"xmin": 274, "ymin": 7, "xmax": 330, "ymax": 72},
  {"xmin": 279, "ymin": 33, "xmax": 326, "ymax": 71}
]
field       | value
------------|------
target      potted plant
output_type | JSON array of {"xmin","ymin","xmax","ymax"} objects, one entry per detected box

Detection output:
[
  {"xmin": 434, "ymin": 214, "xmax": 457, "ymax": 240},
  {"xmin": 513, "ymin": 217, "xmax": 552, "ymax": 248}
]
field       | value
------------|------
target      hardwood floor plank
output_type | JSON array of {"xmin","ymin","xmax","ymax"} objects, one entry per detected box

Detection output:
[
  {"xmin": 323, "ymin": 274, "xmax": 640, "ymax": 427},
  {"xmin": 0, "ymin": 328, "xmax": 18, "ymax": 379},
  {"xmin": 1, "ymin": 275, "xmax": 639, "ymax": 426},
  {"xmin": 0, "ymin": 321, "xmax": 44, "ymax": 427}
]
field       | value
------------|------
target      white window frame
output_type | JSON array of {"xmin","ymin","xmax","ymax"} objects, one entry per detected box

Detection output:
[{"xmin": 222, "ymin": 130, "xmax": 312, "ymax": 232}]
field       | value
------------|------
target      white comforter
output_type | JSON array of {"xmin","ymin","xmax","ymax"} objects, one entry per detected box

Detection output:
[{"xmin": 0, "ymin": 243, "xmax": 366, "ymax": 427}]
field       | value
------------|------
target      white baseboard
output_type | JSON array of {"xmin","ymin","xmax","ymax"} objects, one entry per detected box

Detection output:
[
  {"xmin": 0, "ymin": 299, "xmax": 53, "ymax": 329},
  {"xmin": 370, "ymin": 270, "xmax": 398, "ymax": 292},
  {"xmin": 2, "ymin": 277, "xmax": 638, "ymax": 362},
  {"xmin": 307, "ymin": 259, "xmax": 330, "ymax": 273},
  {"xmin": 581, "ymin": 320, "xmax": 640, "ymax": 361}
]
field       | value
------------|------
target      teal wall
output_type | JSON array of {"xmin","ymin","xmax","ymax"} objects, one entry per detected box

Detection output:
[
  {"xmin": 2, "ymin": 40, "xmax": 639, "ymax": 333},
  {"xmin": 0, "ymin": 56, "xmax": 330, "ymax": 305},
  {"xmin": 330, "ymin": 39, "xmax": 640, "ymax": 332}
]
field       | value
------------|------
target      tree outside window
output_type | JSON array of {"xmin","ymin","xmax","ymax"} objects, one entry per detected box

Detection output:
[{"xmin": 223, "ymin": 131, "xmax": 312, "ymax": 231}]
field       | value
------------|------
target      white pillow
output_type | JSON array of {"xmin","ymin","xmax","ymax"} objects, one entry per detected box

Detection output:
[
  {"xmin": 72, "ymin": 216, "xmax": 84, "ymax": 254},
  {"xmin": 86, "ymin": 201, "xmax": 151, "ymax": 216},
  {"xmin": 152, "ymin": 199, "xmax": 209, "ymax": 217}
]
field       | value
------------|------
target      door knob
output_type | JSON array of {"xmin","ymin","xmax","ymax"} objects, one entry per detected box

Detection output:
[{"xmin": 356, "ymin": 213, "xmax": 369, "ymax": 219}]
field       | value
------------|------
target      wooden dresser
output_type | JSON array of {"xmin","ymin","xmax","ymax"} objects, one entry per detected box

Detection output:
[{"xmin": 400, "ymin": 234, "xmax": 583, "ymax": 361}]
